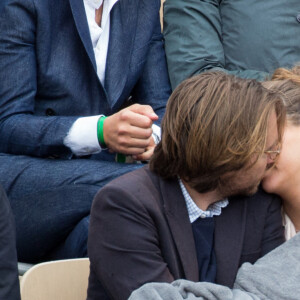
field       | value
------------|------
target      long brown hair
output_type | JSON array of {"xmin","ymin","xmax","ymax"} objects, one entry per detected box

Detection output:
[
  {"xmin": 150, "ymin": 72, "xmax": 285, "ymax": 193},
  {"xmin": 263, "ymin": 65, "xmax": 300, "ymax": 125}
]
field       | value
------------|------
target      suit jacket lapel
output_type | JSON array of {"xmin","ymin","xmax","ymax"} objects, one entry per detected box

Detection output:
[
  {"xmin": 214, "ymin": 196, "xmax": 247, "ymax": 287},
  {"xmin": 160, "ymin": 178, "xmax": 199, "ymax": 282},
  {"xmin": 104, "ymin": 0, "xmax": 137, "ymax": 109},
  {"xmin": 69, "ymin": 0, "xmax": 97, "ymax": 74}
]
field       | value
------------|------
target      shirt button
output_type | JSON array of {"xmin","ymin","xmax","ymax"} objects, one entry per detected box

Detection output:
[
  {"xmin": 296, "ymin": 14, "xmax": 300, "ymax": 23},
  {"xmin": 200, "ymin": 213, "xmax": 206, "ymax": 219}
]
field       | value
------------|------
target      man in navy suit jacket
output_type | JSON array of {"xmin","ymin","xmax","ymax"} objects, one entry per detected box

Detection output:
[
  {"xmin": 0, "ymin": 0, "xmax": 171, "ymax": 262},
  {"xmin": 87, "ymin": 73, "xmax": 285, "ymax": 300}
]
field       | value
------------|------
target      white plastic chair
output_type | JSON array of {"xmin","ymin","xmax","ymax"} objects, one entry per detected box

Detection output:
[{"xmin": 20, "ymin": 258, "xmax": 90, "ymax": 300}]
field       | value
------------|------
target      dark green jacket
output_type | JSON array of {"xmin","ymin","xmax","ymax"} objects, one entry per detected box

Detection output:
[{"xmin": 164, "ymin": 0, "xmax": 300, "ymax": 89}]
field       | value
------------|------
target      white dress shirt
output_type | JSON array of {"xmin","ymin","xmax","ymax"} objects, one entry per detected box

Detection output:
[
  {"xmin": 64, "ymin": 0, "xmax": 160, "ymax": 156},
  {"xmin": 84, "ymin": 0, "xmax": 118, "ymax": 85}
]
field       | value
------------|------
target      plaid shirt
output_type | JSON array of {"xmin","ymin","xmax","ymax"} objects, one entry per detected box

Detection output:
[{"xmin": 178, "ymin": 178, "xmax": 229, "ymax": 223}]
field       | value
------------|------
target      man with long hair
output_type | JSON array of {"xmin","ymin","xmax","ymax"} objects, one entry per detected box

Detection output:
[{"xmin": 88, "ymin": 72, "xmax": 286, "ymax": 300}]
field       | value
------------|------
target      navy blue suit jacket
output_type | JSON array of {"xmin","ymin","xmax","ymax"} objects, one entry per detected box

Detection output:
[{"xmin": 0, "ymin": 0, "xmax": 171, "ymax": 158}]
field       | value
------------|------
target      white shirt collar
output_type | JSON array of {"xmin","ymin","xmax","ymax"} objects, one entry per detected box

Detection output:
[{"xmin": 178, "ymin": 178, "xmax": 229, "ymax": 223}]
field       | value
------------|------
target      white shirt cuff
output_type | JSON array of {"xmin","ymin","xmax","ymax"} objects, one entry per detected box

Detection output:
[
  {"xmin": 64, "ymin": 116, "xmax": 102, "ymax": 156},
  {"xmin": 152, "ymin": 124, "xmax": 161, "ymax": 144},
  {"xmin": 64, "ymin": 117, "xmax": 160, "ymax": 156}
]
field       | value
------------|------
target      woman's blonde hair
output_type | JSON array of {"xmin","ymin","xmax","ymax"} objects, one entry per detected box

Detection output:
[
  {"xmin": 263, "ymin": 65, "xmax": 300, "ymax": 125},
  {"xmin": 150, "ymin": 72, "xmax": 285, "ymax": 193}
]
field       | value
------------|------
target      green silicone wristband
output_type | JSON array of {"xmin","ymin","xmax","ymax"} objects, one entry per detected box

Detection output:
[
  {"xmin": 116, "ymin": 153, "xmax": 126, "ymax": 163},
  {"xmin": 97, "ymin": 116, "xmax": 107, "ymax": 148}
]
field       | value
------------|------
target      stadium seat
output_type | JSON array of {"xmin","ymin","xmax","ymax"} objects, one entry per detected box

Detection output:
[{"xmin": 20, "ymin": 258, "xmax": 89, "ymax": 300}]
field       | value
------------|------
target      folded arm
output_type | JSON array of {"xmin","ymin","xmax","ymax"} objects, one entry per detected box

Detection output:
[
  {"xmin": 0, "ymin": 0, "xmax": 168, "ymax": 159},
  {"xmin": 0, "ymin": 0, "xmax": 77, "ymax": 157},
  {"xmin": 163, "ymin": 0, "xmax": 268, "ymax": 89}
]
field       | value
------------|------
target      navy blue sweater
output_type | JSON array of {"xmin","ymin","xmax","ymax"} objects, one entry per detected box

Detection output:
[{"xmin": 191, "ymin": 217, "xmax": 216, "ymax": 283}]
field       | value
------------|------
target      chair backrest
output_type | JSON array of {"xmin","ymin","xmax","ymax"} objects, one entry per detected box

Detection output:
[{"xmin": 20, "ymin": 258, "xmax": 90, "ymax": 300}]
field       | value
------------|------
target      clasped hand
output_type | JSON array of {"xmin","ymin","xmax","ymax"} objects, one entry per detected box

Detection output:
[{"xmin": 103, "ymin": 104, "xmax": 158, "ymax": 160}]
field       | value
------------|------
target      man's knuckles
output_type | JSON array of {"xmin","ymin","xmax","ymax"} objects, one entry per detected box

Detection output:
[{"xmin": 117, "ymin": 124, "xmax": 129, "ymax": 135}]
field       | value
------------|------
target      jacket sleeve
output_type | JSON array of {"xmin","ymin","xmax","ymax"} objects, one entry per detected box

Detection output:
[
  {"xmin": 0, "ymin": 0, "xmax": 77, "ymax": 158},
  {"xmin": 131, "ymin": 0, "xmax": 171, "ymax": 124},
  {"xmin": 163, "ymin": 0, "xmax": 268, "ymax": 90},
  {"xmin": 0, "ymin": 186, "xmax": 21, "ymax": 300},
  {"xmin": 88, "ymin": 185, "xmax": 174, "ymax": 300}
]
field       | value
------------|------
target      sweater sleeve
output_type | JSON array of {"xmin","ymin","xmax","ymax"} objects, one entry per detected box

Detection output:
[{"xmin": 163, "ymin": 0, "xmax": 268, "ymax": 90}]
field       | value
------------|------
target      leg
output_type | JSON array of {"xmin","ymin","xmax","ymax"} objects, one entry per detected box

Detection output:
[
  {"xmin": 0, "ymin": 153, "xmax": 142, "ymax": 262},
  {"xmin": 48, "ymin": 215, "xmax": 91, "ymax": 260},
  {"xmin": 0, "ymin": 185, "xmax": 20, "ymax": 300}
]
